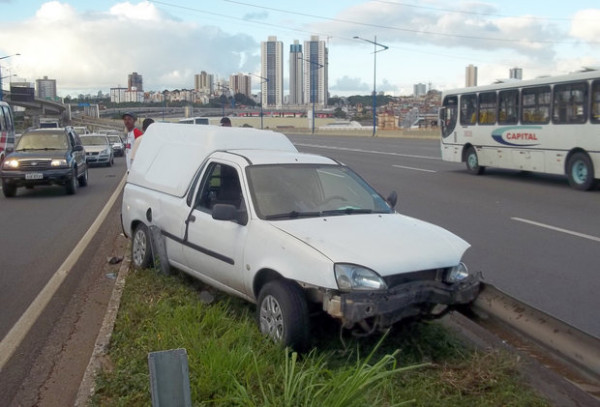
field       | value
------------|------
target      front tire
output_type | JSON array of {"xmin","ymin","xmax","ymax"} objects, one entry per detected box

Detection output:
[
  {"xmin": 257, "ymin": 279, "xmax": 310, "ymax": 352},
  {"xmin": 465, "ymin": 146, "xmax": 485, "ymax": 175},
  {"xmin": 2, "ymin": 181, "xmax": 16, "ymax": 198},
  {"xmin": 66, "ymin": 167, "xmax": 77, "ymax": 195},
  {"xmin": 132, "ymin": 223, "xmax": 153, "ymax": 269},
  {"xmin": 567, "ymin": 152, "xmax": 595, "ymax": 191},
  {"xmin": 78, "ymin": 166, "xmax": 88, "ymax": 187}
]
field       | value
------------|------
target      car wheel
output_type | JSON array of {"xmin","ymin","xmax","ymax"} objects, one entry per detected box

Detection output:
[
  {"xmin": 2, "ymin": 181, "xmax": 16, "ymax": 198},
  {"xmin": 132, "ymin": 223, "xmax": 153, "ymax": 269},
  {"xmin": 66, "ymin": 167, "xmax": 77, "ymax": 195},
  {"xmin": 78, "ymin": 166, "xmax": 88, "ymax": 187},
  {"xmin": 567, "ymin": 152, "xmax": 595, "ymax": 191},
  {"xmin": 465, "ymin": 146, "xmax": 484, "ymax": 175},
  {"xmin": 257, "ymin": 279, "xmax": 310, "ymax": 352}
]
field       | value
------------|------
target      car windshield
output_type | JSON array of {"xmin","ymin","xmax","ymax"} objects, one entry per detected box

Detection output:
[
  {"xmin": 81, "ymin": 136, "xmax": 108, "ymax": 146},
  {"xmin": 247, "ymin": 164, "xmax": 392, "ymax": 220},
  {"xmin": 15, "ymin": 132, "xmax": 68, "ymax": 150},
  {"xmin": 107, "ymin": 136, "xmax": 122, "ymax": 143}
]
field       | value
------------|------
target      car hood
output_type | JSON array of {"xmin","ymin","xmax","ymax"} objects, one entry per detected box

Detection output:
[
  {"xmin": 8, "ymin": 150, "xmax": 69, "ymax": 160},
  {"xmin": 84, "ymin": 145, "xmax": 109, "ymax": 153},
  {"xmin": 269, "ymin": 213, "xmax": 470, "ymax": 276}
]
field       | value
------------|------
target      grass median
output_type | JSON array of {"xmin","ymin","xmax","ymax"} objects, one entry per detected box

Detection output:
[{"xmin": 91, "ymin": 268, "xmax": 550, "ymax": 406}]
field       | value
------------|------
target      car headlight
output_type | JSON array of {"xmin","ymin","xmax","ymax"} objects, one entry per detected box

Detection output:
[
  {"xmin": 3, "ymin": 159, "xmax": 19, "ymax": 169},
  {"xmin": 445, "ymin": 262, "xmax": 470, "ymax": 283},
  {"xmin": 334, "ymin": 263, "xmax": 387, "ymax": 291},
  {"xmin": 51, "ymin": 159, "xmax": 68, "ymax": 167},
  {"xmin": 100, "ymin": 148, "xmax": 111, "ymax": 155}
]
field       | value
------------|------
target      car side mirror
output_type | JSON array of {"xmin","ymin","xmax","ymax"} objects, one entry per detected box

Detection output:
[
  {"xmin": 73, "ymin": 145, "xmax": 84, "ymax": 152},
  {"xmin": 212, "ymin": 204, "xmax": 248, "ymax": 226},
  {"xmin": 386, "ymin": 191, "xmax": 397, "ymax": 209}
]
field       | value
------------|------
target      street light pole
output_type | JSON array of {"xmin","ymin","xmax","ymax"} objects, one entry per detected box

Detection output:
[
  {"xmin": 353, "ymin": 36, "xmax": 388, "ymax": 137},
  {"xmin": 248, "ymin": 73, "xmax": 269, "ymax": 129},
  {"xmin": 0, "ymin": 53, "xmax": 20, "ymax": 101},
  {"xmin": 298, "ymin": 56, "xmax": 323, "ymax": 134}
]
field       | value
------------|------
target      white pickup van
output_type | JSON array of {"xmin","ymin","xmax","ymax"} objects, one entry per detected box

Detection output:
[{"xmin": 121, "ymin": 123, "xmax": 480, "ymax": 351}]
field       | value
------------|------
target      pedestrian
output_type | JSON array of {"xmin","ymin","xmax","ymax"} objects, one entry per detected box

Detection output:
[
  {"xmin": 131, "ymin": 118, "xmax": 154, "ymax": 166},
  {"xmin": 220, "ymin": 117, "xmax": 232, "ymax": 127},
  {"xmin": 123, "ymin": 112, "xmax": 143, "ymax": 170}
]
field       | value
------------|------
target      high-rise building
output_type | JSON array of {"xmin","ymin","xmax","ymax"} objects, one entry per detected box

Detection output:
[
  {"xmin": 261, "ymin": 36, "xmax": 284, "ymax": 108},
  {"xmin": 303, "ymin": 36, "xmax": 328, "ymax": 108},
  {"xmin": 465, "ymin": 65, "xmax": 477, "ymax": 87},
  {"xmin": 229, "ymin": 73, "xmax": 252, "ymax": 97},
  {"xmin": 413, "ymin": 83, "xmax": 427, "ymax": 97},
  {"xmin": 128, "ymin": 72, "xmax": 143, "ymax": 92},
  {"xmin": 36, "ymin": 76, "xmax": 57, "ymax": 100},
  {"xmin": 195, "ymin": 71, "xmax": 214, "ymax": 94},
  {"xmin": 509, "ymin": 67, "xmax": 523, "ymax": 80},
  {"xmin": 289, "ymin": 40, "xmax": 304, "ymax": 105}
]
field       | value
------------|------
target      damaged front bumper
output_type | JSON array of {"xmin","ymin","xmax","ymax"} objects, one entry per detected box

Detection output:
[{"xmin": 324, "ymin": 274, "xmax": 481, "ymax": 329}]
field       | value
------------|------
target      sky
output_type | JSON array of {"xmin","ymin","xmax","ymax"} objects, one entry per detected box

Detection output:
[{"xmin": 1, "ymin": 0, "xmax": 599, "ymax": 98}]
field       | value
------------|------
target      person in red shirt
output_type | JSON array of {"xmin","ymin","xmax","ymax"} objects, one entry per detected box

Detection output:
[{"xmin": 123, "ymin": 112, "xmax": 143, "ymax": 170}]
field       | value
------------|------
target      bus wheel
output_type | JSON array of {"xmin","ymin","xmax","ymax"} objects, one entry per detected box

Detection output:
[
  {"xmin": 567, "ymin": 152, "xmax": 595, "ymax": 191},
  {"xmin": 465, "ymin": 147, "xmax": 484, "ymax": 175}
]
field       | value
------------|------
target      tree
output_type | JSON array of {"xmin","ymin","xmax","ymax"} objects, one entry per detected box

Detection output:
[{"xmin": 333, "ymin": 107, "xmax": 347, "ymax": 119}]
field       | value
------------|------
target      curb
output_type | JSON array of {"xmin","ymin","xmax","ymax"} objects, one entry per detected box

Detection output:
[{"xmin": 74, "ymin": 253, "xmax": 130, "ymax": 407}]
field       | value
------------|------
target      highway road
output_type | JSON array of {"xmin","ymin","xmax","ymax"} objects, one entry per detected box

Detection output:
[{"xmin": 287, "ymin": 133, "xmax": 600, "ymax": 339}]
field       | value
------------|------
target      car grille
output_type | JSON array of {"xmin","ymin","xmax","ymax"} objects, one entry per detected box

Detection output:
[
  {"xmin": 18, "ymin": 159, "xmax": 53, "ymax": 171},
  {"xmin": 383, "ymin": 268, "xmax": 446, "ymax": 288},
  {"xmin": 86, "ymin": 152, "xmax": 99, "ymax": 156}
]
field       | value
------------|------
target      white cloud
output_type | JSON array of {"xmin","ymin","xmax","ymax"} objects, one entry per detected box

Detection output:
[{"xmin": 569, "ymin": 9, "xmax": 600, "ymax": 44}]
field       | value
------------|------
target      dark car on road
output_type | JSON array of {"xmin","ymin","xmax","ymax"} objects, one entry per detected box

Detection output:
[{"xmin": 1, "ymin": 127, "xmax": 88, "ymax": 197}]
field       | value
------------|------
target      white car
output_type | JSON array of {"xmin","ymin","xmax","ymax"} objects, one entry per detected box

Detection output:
[
  {"xmin": 121, "ymin": 123, "xmax": 480, "ymax": 351},
  {"xmin": 81, "ymin": 134, "xmax": 114, "ymax": 166}
]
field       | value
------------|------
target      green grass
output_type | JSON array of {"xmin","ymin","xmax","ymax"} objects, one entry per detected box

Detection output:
[{"xmin": 91, "ymin": 269, "xmax": 550, "ymax": 407}]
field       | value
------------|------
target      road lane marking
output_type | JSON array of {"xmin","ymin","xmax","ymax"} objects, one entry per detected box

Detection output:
[
  {"xmin": 294, "ymin": 143, "xmax": 440, "ymax": 161},
  {"xmin": 392, "ymin": 164, "xmax": 437, "ymax": 173},
  {"xmin": 512, "ymin": 217, "xmax": 600, "ymax": 243},
  {"xmin": 0, "ymin": 174, "xmax": 128, "ymax": 369}
]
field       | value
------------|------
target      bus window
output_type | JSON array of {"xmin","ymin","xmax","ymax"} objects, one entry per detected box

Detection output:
[
  {"xmin": 592, "ymin": 80, "xmax": 600, "ymax": 124},
  {"xmin": 553, "ymin": 82, "xmax": 587, "ymax": 124},
  {"xmin": 478, "ymin": 92, "xmax": 497, "ymax": 125},
  {"xmin": 441, "ymin": 95, "xmax": 457, "ymax": 138},
  {"xmin": 498, "ymin": 89, "xmax": 519, "ymax": 125},
  {"xmin": 460, "ymin": 94, "xmax": 477, "ymax": 125},
  {"xmin": 522, "ymin": 86, "xmax": 551, "ymax": 124}
]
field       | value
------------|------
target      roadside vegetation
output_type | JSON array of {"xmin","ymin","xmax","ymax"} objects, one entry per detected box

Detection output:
[{"xmin": 91, "ymin": 269, "xmax": 550, "ymax": 406}]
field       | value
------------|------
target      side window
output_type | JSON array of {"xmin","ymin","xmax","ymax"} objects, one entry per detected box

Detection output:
[
  {"xmin": 194, "ymin": 163, "xmax": 243, "ymax": 212},
  {"xmin": 459, "ymin": 94, "xmax": 477, "ymax": 125},
  {"xmin": 478, "ymin": 92, "xmax": 497, "ymax": 125},
  {"xmin": 498, "ymin": 89, "xmax": 519, "ymax": 125},
  {"xmin": 67, "ymin": 131, "xmax": 76, "ymax": 148},
  {"xmin": 441, "ymin": 95, "xmax": 457, "ymax": 138},
  {"xmin": 0, "ymin": 107, "xmax": 6, "ymax": 132},
  {"xmin": 522, "ymin": 86, "xmax": 551, "ymax": 124},
  {"xmin": 553, "ymin": 82, "xmax": 587, "ymax": 124},
  {"xmin": 592, "ymin": 81, "xmax": 600, "ymax": 124}
]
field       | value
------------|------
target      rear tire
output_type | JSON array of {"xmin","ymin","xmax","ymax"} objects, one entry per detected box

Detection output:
[
  {"xmin": 465, "ymin": 146, "xmax": 485, "ymax": 175},
  {"xmin": 567, "ymin": 152, "xmax": 595, "ymax": 191},
  {"xmin": 132, "ymin": 223, "xmax": 153, "ymax": 269},
  {"xmin": 257, "ymin": 279, "xmax": 310, "ymax": 352}
]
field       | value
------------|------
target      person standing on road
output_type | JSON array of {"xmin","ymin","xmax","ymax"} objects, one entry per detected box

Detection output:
[
  {"xmin": 131, "ymin": 118, "xmax": 154, "ymax": 166},
  {"xmin": 123, "ymin": 112, "xmax": 143, "ymax": 170}
]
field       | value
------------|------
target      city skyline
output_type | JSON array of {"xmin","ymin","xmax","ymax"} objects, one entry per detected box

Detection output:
[{"xmin": 1, "ymin": 1, "xmax": 599, "ymax": 97}]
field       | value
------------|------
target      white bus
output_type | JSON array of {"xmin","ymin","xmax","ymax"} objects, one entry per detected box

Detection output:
[
  {"xmin": 178, "ymin": 117, "xmax": 210, "ymax": 125},
  {"xmin": 440, "ymin": 68, "xmax": 600, "ymax": 190}
]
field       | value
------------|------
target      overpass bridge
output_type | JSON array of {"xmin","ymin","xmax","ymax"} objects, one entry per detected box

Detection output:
[{"xmin": 3, "ymin": 91, "xmax": 67, "ymax": 116}]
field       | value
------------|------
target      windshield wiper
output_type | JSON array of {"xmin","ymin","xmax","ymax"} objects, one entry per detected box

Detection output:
[
  {"xmin": 321, "ymin": 208, "xmax": 373, "ymax": 216},
  {"xmin": 265, "ymin": 211, "xmax": 322, "ymax": 220}
]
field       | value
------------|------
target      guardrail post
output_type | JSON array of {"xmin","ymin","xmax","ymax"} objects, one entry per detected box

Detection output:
[{"xmin": 148, "ymin": 348, "xmax": 192, "ymax": 407}]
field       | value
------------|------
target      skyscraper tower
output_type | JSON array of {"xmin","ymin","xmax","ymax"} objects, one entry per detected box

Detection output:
[
  {"xmin": 465, "ymin": 64, "xmax": 477, "ymax": 87},
  {"xmin": 303, "ymin": 36, "xmax": 328, "ymax": 108},
  {"xmin": 509, "ymin": 67, "xmax": 523, "ymax": 80},
  {"xmin": 261, "ymin": 36, "xmax": 284, "ymax": 108},
  {"xmin": 289, "ymin": 40, "xmax": 304, "ymax": 105},
  {"xmin": 128, "ymin": 72, "xmax": 143, "ymax": 91}
]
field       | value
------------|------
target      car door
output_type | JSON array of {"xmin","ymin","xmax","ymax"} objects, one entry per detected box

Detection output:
[{"xmin": 182, "ymin": 161, "xmax": 249, "ymax": 294}]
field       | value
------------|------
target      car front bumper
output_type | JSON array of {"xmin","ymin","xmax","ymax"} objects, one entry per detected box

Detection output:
[
  {"xmin": 1, "ymin": 167, "xmax": 73, "ymax": 187},
  {"xmin": 333, "ymin": 274, "xmax": 481, "ymax": 327},
  {"xmin": 86, "ymin": 154, "xmax": 112, "ymax": 165}
]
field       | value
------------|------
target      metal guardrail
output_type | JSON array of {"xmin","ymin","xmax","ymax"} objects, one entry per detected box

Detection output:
[{"xmin": 472, "ymin": 283, "xmax": 600, "ymax": 381}]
